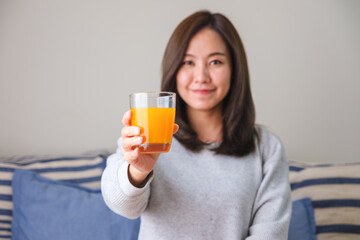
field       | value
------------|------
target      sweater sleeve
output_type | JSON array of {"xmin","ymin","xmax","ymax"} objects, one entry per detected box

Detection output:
[
  {"xmin": 246, "ymin": 131, "xmax": 292, "ymax": 240},
  {"xmin": 101, "ymin": 138, "xmax": 153, "ymax": 219}
]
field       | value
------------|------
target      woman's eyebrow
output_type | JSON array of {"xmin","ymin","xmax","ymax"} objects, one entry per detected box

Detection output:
[
  {"xmin": 184, "ymin": 52, "xmax": 226, "ymax": 57},
  {"xmin": 209, "ymin": 52, "xmax": 225, "ymax": 57},
  {"xmin": 184, "ymin": 53, "xmax": 195, "ymax": 57}
]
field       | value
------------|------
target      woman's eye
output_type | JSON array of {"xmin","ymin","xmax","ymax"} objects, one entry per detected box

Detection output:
[
  {"xmin": 183, "ymin": 60, "xmax": 193, "ymax": 65},
  {"xmin": 210, "ymin": 60, "xmax": 222, "ymax": 65}
]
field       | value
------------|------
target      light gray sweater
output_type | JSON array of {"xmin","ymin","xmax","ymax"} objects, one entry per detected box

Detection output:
[{"xmin": 101, "ymin": 129, "xmax": 291, "ymax": 240}]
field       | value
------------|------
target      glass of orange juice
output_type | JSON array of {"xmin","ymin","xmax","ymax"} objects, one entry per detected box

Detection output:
[{"xmin": 130, "ymin": 92, "xmax": 176, "ymax": 154}]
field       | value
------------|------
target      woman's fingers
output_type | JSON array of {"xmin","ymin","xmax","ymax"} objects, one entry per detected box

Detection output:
[
  {"xmin": 121, "ymin": 126, "xmax": 141, "ymax": 138},
  {"xmin": 122, "ymin": 110, "xmax": 132, "ymax": 127},
  {"xmin": 123, "ymin": 147, "xmax": 141, "ymax": 164},
  {"xmin": 121, "ymin": 110, "xmax": 143, "ymax": 137},
  {"xmin": 122, "ymin": 135, "xmax": 143, "ymax": 152},
  {"xmin": 173, "ymin": 123, "xmax": 179, "ymax": 134},
  {"xmin": 121, "ymin": 110, "xmax": 144, "ymax": 162},
  {"xmin": 122, "ymin": 136, "xmax": 143, "ymax": 163}
]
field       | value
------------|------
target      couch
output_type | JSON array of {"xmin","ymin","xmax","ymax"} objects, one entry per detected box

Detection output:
[{"xmin": 0, "ymin": 152, "xmax": 359, "ymax": 240}]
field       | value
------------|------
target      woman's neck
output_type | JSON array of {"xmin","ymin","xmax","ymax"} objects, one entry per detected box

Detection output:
[{"xmin": 187, "ymin": 106, "xmax": 223, "ymax": 143}]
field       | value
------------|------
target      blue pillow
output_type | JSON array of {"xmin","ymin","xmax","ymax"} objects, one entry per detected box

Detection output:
[
  {"xmin": 0, "ymin": 152, "xmax": 108, "ymax": 240},
  {"xmin": 288, "ymin": 197, "xmax": 317, "ymax": 240},
  {"xmin": 11, "ymin": 169, "xmax": 140, "ymax": 240}
]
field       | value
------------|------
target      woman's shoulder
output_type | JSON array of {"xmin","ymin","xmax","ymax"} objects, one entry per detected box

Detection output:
[
  {"xmin": 257, "ymin": 126, "xmax": 282, "ymax": 143},
  {"xmin": 256, "ymin": 126, "xmax": 285, "ymax": 159}
]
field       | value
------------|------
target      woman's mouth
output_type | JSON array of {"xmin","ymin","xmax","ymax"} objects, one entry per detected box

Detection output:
[{"xmin": 192, "ymin": 89, "xmax": 215, "ymax": 95}]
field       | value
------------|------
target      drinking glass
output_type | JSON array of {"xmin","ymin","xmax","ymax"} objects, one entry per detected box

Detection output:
[{"xmin": 129, "ymin": 92, "xmax": 176, "ymax": 154}]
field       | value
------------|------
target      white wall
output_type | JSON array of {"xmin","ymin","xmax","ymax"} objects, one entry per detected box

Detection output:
[{"xmin": 0, "ymin": 0, "xmax": 359, "ymax": 163}]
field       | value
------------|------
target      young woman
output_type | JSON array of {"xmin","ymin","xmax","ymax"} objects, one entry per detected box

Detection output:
[{"xmin": 102, "ymin": 10, "xmax": 291, "ymax": 239}]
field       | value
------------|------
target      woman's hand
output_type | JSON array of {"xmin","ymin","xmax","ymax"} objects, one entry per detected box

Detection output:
[{"xmin": 121, "ymin": 110, "xmax": 178, "ymax": 187}]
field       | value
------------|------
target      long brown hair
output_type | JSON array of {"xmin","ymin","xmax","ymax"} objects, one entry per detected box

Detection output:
[{"xmin": 161, "ymin": 10, "xmax": 259, "ymax": 157}]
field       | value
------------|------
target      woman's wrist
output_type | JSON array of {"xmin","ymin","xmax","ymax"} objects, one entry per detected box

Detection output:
[{"xmin": 128, "ymin": 164, "xmax": 152, "ymax": 188}]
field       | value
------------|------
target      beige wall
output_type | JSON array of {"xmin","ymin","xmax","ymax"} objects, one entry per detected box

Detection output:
[{"xmin": 0, "ymin": 0, "xmax": 359, "ymax": 163}]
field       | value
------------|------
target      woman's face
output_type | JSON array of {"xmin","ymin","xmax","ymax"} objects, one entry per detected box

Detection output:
[{"xmin": 176, "ymin": 28, "xmax": 232, "ymax": 113}]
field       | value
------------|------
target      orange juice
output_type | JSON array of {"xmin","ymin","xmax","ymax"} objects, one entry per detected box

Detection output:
[{"xmin": 131, "ymin": 107, "xmax": 176, "ymax": 153}]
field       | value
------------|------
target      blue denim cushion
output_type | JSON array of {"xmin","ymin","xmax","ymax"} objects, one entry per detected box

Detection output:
[
  {"xmin": 11, "ymin": 168, "xmax": 140, "ymax": 240},
  {"xmin": 288, "ymin": 197, "xmax": 317, "ymax": 240}
]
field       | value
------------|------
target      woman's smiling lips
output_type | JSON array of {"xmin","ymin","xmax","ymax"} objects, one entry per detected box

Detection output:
[{"xmin": 192, "ymin": 89, "xmax": 215, "ymax": 95}]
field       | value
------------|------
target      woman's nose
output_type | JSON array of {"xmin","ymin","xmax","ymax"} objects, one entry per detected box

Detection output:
[{"xmin": 194, "ymin": 64, "xmax": 210, "ymax": 83}]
